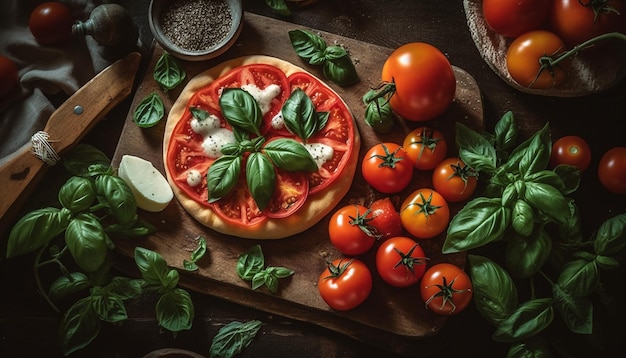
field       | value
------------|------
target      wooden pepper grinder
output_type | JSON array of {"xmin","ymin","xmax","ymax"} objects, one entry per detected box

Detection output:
[{"xmin": 72, "ymin": 3, "xmax": 139, "ymax": 55}]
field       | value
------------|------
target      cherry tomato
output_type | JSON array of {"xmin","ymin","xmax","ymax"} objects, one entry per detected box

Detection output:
[
  {"xmin": 328, "ymin": 204, "xmax": 377, "ymax": 255},
  {"xmin": 29, "ymin": 2, "xmax": 74, "ymax": 46},
  {"xmin": 376, "ymin": 236, "xmax": 428, "ymax": 287},
  {"xmin": 550, "ymin": 0, "xmax": 626, "ymax": 48},
  {"xmin": 549, "ymin": 135, "xmax": 592, "ymax": 172},
  {"xmin": 318, "ymin": 258, "xmax": 373, "ymax": 311},
  {"xmin": 420, "ymin": 263, "xmax": 473, "ymax": 315},
  {"xmin": 0, "ymin": 55, "xmax": 19, "ymax": 98},
  {"xmin": 400, "ymin": 188, "xmax": 450, "ymax": 239},
  {"xmin": 432, "ymin": 157, "xmax": 478, "ymax": 203},
  {"xmin": 598, "ymin": 147, "xmax": 626, "ymax": 194},
  {"xmin": 402, "ymin": 127, "xmax": 448, "ymax": 170},
  {"xmin": 361, "ymin": 142, "xmax": 413, "ymax": 194},
  {"xmin": 482, "ymin": 0, "xmax": 551, "ymax": 38},
  {"xmin": 381, "ymin": 42, "xmax": 456, "ymax": 122},
  {"xmin": 506, "ymin": 30, "xmax": 570, "ymax": 89},
  {"xmin": 368, "ymin": 197, "xmax": 403, "ymax": 240}
]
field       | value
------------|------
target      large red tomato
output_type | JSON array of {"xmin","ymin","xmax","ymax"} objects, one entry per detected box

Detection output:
[
  {"xmin": 29, "ymin": 2, "xmax": 74, "ymax": 45},
  {"xmin": 328, "ymin": 204, "xmax": 377, "ymax": 256},
  {"xmin": 0, "ymin": 55, "xmax": 19, "ymax": 98},
  {"xmin": 361, "ymin": 142, "xmax": 413, "ymax": 194},
  {"xmin": 598, "ymin": 147, "xmax": 626, "ymax": 194},
  {"xmin": 550, "ymin": 0, "xmax": 626, "ymax": 47},
  {"xmin": 506, "ymin": 30, "xmax": 570, "ymax": 89},
  {"xmin": 381, "ymin": 42, "xmax": 456, "ymax": 122},
  {"xmin": 376, "ymin": 236, "xmax": 428, "ymax": 287},
  {"xmin": 318, "ymin": 258, "xmax": 373, "ymax": 311},
  {"xmin": 420, "ymin": 263, "xmax": 473, "ymax": 315},
  {"xmin": 482, "ymin": 0, "xmax": 551, "ymax": 38}
]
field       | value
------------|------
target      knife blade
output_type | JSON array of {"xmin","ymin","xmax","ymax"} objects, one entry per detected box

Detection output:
[{"xmin": 0, "ymin": 51, "xmax": 142, "ymax": 236}]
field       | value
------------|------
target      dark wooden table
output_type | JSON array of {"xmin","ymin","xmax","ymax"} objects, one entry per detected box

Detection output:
[{"xmin": 1, "ymin": 1, "xmax": 625, "ymax": 357}]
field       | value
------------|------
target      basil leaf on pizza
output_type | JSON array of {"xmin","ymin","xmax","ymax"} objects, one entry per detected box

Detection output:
[{"xmin": 163, "ymin": 56, "xmax": 360, "ymax": 239}]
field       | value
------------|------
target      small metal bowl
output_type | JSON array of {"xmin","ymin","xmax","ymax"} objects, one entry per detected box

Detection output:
[{"xmin": 148, "ymin": 0, "xmax": 243, "ymax": 61}]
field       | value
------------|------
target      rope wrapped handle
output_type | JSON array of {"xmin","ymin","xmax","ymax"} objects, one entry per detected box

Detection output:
[{"xmin": 31, "ymin": 131, "xmax": 60, "ymax": 166}]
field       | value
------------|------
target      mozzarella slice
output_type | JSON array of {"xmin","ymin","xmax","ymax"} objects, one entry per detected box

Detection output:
[{"xmin": 118, "ymin": 155, "xmax": 173, "ymax": 212}]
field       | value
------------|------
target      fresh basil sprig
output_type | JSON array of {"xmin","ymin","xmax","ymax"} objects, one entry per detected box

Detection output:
[
  {"xmin": 154, "ymin": 52, "xmax": 186, "ymax": 90},
  {"xmin": 288, "ymin": 29, "xmax": 359, "ymax": 86},
  {"xmin": 445, "ymin": 111, "xmax": 626, "ymax": 356},
  {"xmin": 236, "ymin": 245, "xmax": 294, "ymax": 293},
  {"xmin": 210, "ymin": 320, "xmax": 262, "ymax": 358},
  {"xmin": 183, "ymin": 236, "xmax": 207, "ymax": 271},
  {"xmin": 264, "ymin": 0, "xmax": 291, "ymax": 16},
  {"xmin": 207, "ymin": 88, "xmax": 318, "ymax": 211}
]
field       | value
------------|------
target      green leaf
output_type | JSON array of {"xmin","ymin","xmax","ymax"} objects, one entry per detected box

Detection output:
[
  {"xmin": 322, "ymin": 52, "xmax": 359, "ymax": 86},
  {"xmin": 288, "ymin": 29, "xmax": 327, "ymax": 64},
  {"xmin": 262, "ymin": 138, "xmax": 318, "ymax": 172},
  {"xmin": 91, "ymin": 291, "xmax": 128, "ymax": 323},
  {"xmin": 156, "ymin": 288, "xmax": 194, "ymax": 332},
  {"xmin": 62, "ymin": 144, "xmax": 111, "ymax": 176},
  {"xmin": 593, "ymin": 213, "xmax": 626, "ymax": 256},
  {"xmin": 443, "ymin": 197, "xmax": 510, "ymax": 253},
  {"xmin": 65, "ymin": 213, "xmax": 108, "ymax": 273},
  {"xmin": 552, "ymin": 164, "xmax": 581, "ymax": 195},
  {"xmin": 105, "ymin": 217, "xmax": 157, "ymax": 238},
  {"xmin": 58, "ymin": 297, "xmax": 102, "ymax": 356},
  {"xmin": 281, "ymin": 88, "xmax": 317, "ymax": 139},
  {"xmin": 6, "ymin": 207, "xmax": 70, "ymax": 258},
  {"xmin": 237, "ymin": 245, "xmax": 265, "ymax": 281},
  {"xmin": 264, "ymin": 0, "xmax": 290, "ymax": 16},
  {"xmin": 493, "ymin": 111, "xmax": 518, "ymax": 155},
  {"xmin": 468, "ymin": 255, "xmax": 518, "ymax": 326},
  {"xmin": 106, "ymin": 276, "xmax": 144, "ymax": 300},
  {"xmin": 183, "ymin": 236, "xmax": 207, "ymax": 271},
  {"xmin": 364, "ymin": 95, "xmax": 395, "ymax": 133},
  {"xmin": 95, "ymin": 175, "xmax": 137, "ymax": 225},
  {"xmin": 455, "ymin": 122, "xmax": 498, "ymax": 174},
  {"xmin": 246, "ymin": 152, "xmax": 276, "ymax": 211},
  {"xmin": 557, "ymin": 259, "xmax": 599, "ymax": 297},
  {"xmin": 505, "ymin": 229, "xmax": 552, "ymax": 279},
  {"xmin": 207, "ymin": 155, "xmax": 242, "ymax": 202},
  {"xmin": 492, "ymin": 298, "xmax": 554, "ymax": 342},
  {"xmin": 518, "ymin": 122, "xmax": 551, "ymax": 177},
  {"xmin": 133, "ymin": 92, "xmax": 165, "ymax": 128},
  {"xmin": 58, "ymin": 176, "xmax": 96, "ymax": 213},
  {"xmin": 209, "ymin": 320, "xmax": 262, "ymax": 358},
  {"xmin": 522, "ymin": 181, "xmax": 570, "ymax": 225},
  {"xmin": 134, "ymin": 247, "xmax": 179, "ymax": 291},
  {"xmin": 511, "ymin": 199, "xmax": 534, "ymax": 237},
  {"xmin": 154, "ymin": 52, "xmax": 186, "ymax": 90},
  {"xmin": 507, "ymin": 336, "xmax": 553, "ymax": 358},
  {"xmin": 49, "ymin": 272, "xmax": 90, "ymax": 301},
  {"xmin": 552, "ymin": 284, "xmax": 593, "ymax": 334},
  {"xmin": 220, "ymin": 88, "xmax": 263, "ymax": 136}
]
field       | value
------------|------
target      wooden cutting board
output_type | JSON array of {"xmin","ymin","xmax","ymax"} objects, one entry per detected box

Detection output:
[{"xmin": 111, "ymin": 12, "xmax": 483, "ymax": 355}]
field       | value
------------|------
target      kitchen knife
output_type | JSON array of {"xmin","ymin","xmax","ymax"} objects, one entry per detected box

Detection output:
[{"xmin": 0, "ymin": 51, "xmax": 142, "ymax": 236}]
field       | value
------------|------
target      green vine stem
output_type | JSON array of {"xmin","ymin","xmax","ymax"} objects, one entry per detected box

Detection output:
[
  {"xmin": 33, "ymin": 245, "xmax": 71, "ymax": 314},
  {"xmin": 537, "ymin": 31, "xmax": 626, "ymax": 81}
]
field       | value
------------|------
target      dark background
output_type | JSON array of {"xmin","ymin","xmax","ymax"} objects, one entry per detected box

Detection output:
[{"xmin": 1, "ymin": 1, "xmax": 625, "ymax": 357}]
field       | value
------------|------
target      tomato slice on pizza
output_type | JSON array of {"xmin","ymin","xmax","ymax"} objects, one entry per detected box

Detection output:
[{"xmin": 163, "ymin": 56, "xmax": 359, "ymax": 239}]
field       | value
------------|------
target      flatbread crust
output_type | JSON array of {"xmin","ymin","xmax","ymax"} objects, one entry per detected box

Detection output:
[{"xmin": 163, "ymin": 55, "xmax": 360, "ymax": 239}]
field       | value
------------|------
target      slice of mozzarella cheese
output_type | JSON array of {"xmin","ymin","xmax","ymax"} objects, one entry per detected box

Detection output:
[{"xmin": 118, "ymin": 155, "xmax": 173, "ymax": 212}]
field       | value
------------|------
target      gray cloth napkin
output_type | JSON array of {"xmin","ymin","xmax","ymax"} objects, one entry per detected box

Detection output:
[{"xmin": 0, "ymin": 0, "xmax": 115, "ymax": 165}]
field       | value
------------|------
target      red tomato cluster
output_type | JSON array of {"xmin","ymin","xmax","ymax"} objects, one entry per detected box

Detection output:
[{"xmin": 483, "ymin": 0, "xmax": 625, "ymax": 89}]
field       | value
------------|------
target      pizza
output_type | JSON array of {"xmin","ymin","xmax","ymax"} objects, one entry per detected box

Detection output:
[{"xmin": 163, "ymin": 55, "xmax": 360, "ymax": 239}]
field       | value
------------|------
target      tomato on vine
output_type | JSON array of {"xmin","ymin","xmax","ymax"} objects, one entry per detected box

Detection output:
[
  {"xmin": 376, "ymin": 236, "xmax": 428, "ymax": 287},
  {"xmin": 506, "ymin": 30, "xmax": 570, "ymax": 89},
  {"xmin": 402, "ymin": 127, "xmax": 448, "ymax": 170},
  {"xmin": 598, "ymin": 146, "xmax": 626, "ymax": 194},
  {"xmin": 368, "ymin": 197, "xmax": 403, "ymax": 240},
  {"xmin": 482, "ymin": 0, "xmax": 551, "ymax": 38},
  {"xmin": 361, "ymin": 142, "xmax": 413, "ymax": 194},
  {"xmin": 366, "ymin": 42, "xmax": 456, "ymax": 122},
  {"xmin": 550, "ymin": 0, "xmax": 626, "ymax": 47},
  {"xmin": 400, "ymin": 188, "xmax": 450, "ymax": 239},
  {"xmin": 432, "ymin": 157, "xmax": 478, "ymax": 202},
  {"xmin": 318, "ymin": 258, "xmax": 373, "ymax": 311},
  {"xmin": 328, "ymin": 204, "xmax": 378, "ymax": 255},
  {"xmin": 420, "ymin": 263, "xmax": 473, "ymax": 315},
  {"xmin": 550, "ymin": 135, "xmax": 592, "ymax": 172}
]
